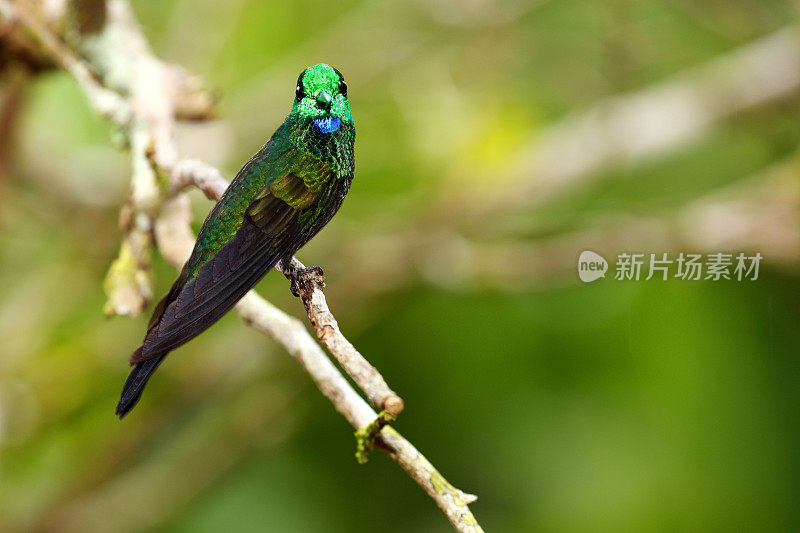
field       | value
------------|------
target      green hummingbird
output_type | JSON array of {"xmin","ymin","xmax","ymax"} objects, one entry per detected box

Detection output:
[{"xmin": 116, "ymin": 63, "xmax": 355, "ymax": 418}]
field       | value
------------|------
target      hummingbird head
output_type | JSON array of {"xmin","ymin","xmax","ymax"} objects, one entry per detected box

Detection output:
[{"xmin": 291, "ymin": 63, "xmax": 351, "ymax": 134}]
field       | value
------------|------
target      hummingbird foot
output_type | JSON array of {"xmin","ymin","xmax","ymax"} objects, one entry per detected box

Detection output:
[{"xmin": 280, "ymin": 258, "xmax": 325, "ymax": 297}]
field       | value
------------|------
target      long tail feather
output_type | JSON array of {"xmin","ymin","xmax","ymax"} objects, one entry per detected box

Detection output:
[{"xmin": 116, "ymin": 353, "xmax": 166, "ymax": 419}]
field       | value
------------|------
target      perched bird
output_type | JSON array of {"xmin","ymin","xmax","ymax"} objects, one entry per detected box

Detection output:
[{"xmin": 116, "ymin": 63, "xmax": 355, "ymax": 418}]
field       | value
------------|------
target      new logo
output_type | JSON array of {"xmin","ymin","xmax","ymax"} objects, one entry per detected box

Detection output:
[{"xmin": 578, "ymin": 250, "xmax": 608, "ymax": 283}]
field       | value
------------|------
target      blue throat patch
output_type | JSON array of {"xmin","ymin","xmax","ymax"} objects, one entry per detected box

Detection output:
[{"xmin": 313, "ymin": 117, "xmax": 341, "ymax": 133}]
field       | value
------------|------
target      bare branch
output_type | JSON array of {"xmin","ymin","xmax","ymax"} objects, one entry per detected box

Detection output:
[
  {"xmin": 380, "ymin": 427, "xmax": 482, "ymax": 530},
  {"xmin": 169, "ymin": 157, "xmax": 227, "ymax": 199},
  {"xmin": 277, "ymin": 257, "xmax": 405, "ymax": 417}
]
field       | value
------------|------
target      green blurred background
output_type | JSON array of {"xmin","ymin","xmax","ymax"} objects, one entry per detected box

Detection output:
[{"xmin": 2, "ymin": 0, "xmax": 800, "ymax": 531}]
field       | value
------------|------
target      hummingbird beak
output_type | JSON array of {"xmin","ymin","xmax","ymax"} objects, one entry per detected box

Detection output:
[{"xmin": 316, "ymin": 90, "xmax": 332, "ymax": 111}]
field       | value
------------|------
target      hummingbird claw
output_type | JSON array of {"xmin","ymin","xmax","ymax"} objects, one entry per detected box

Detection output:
[{"xmin": 282, "ymin": 261, "xmax": 324, "ymax": 297}]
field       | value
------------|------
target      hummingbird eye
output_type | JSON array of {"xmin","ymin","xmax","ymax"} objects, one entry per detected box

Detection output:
[
  {"xmin": 338, "ymin": 79, "xmax": 347, "ymax": 96},
  {"xmin": 296, "ymin": 84, "xmax": 305, "ymax": 100}
]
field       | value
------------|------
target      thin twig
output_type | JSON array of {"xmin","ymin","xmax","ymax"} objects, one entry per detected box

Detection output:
[{"xmin": 277, "ymin": 257, "xmax": 405, "ymax": 418}]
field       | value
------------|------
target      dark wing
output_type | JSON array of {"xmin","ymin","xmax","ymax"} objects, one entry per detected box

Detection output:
[
  {"xmin": 130, "ymin": 173, "xmax": 319, "ymax": 364},
  {"xmin": 116, "ymin": 211, "xmax": 287, "ymax": 418},
  {"xmin": 116, "ymin": 174, "xmax": 322, "ymax": 417}
]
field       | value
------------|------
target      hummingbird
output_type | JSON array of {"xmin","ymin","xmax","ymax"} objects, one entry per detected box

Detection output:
[{"xmin": 116, "ymin": 63, "xmax": 355, "ymax": 418}]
